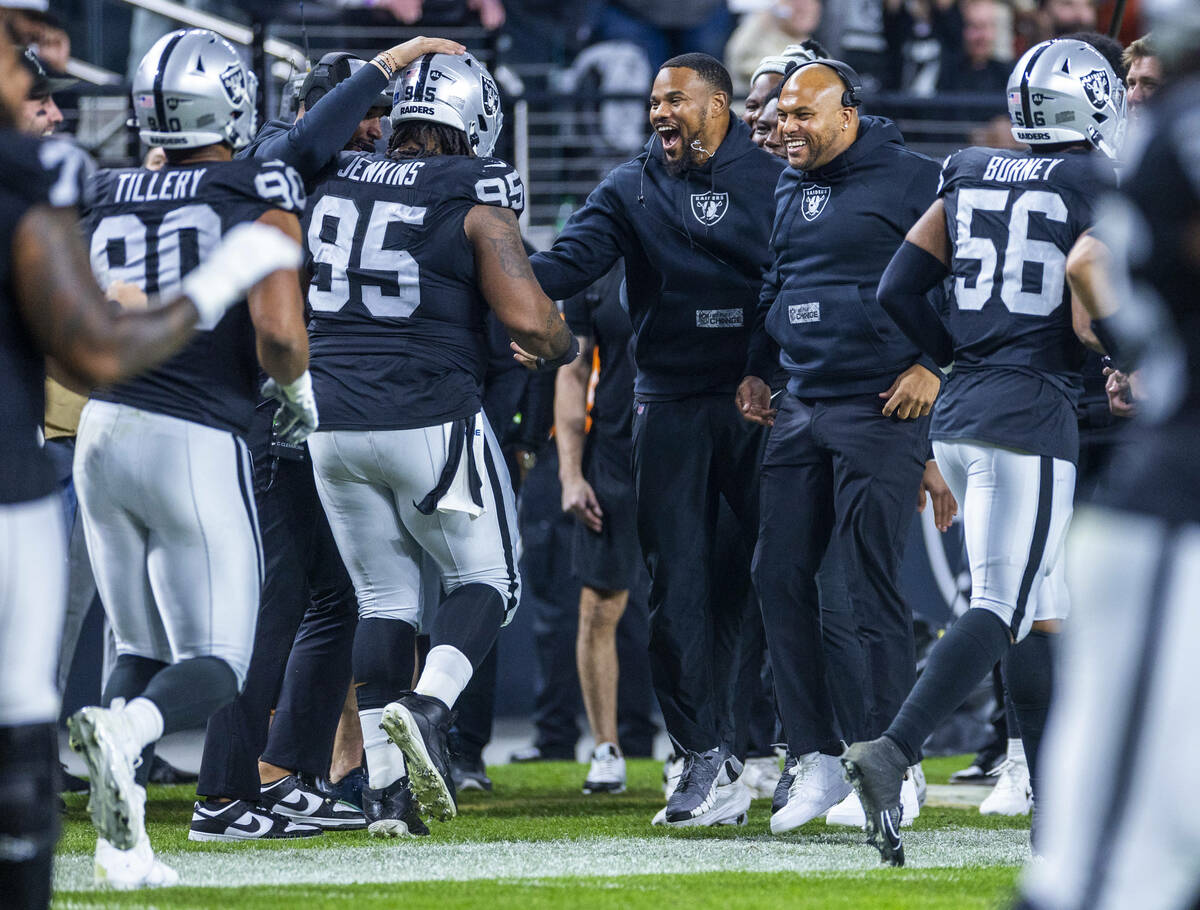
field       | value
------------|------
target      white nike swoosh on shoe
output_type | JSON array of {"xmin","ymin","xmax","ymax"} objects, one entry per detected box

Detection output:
[
  {"xmin": 227, "ymin": 812, "xmax": 272, "ymax": 837},
  {"xmin": 277, "ymin": 789, "xmax": 323, "ymax": 814}
]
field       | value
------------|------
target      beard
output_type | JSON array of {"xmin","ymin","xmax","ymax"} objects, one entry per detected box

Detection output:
[{"xmin": 662, "ymin": 109, "xmax": 709, "ymax": 177}]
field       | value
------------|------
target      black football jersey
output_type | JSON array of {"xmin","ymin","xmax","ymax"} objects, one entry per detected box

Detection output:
[
  {"xmin": 83, "ymin": 158, "xmax": 305, "ymax": 437},
  {"xmin": 303, "ymin": 152, "xmax": 525, "ymax": 430},
  {"xmin": 931, "ymin": 147, "xmax": 1114, "ymax": 462},
  {"xmin": 0, "ymin": 131, "xmax": 91, "ymax": 504}
]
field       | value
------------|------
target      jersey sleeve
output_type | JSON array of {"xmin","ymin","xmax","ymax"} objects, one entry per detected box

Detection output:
[
  {"xmin": 36, "ymin": 139, "xmax": 95, "ymax": 208},
  {"xmin": 459, "ymin": 157, "xmax": 525, "ymax": 217},
  {"xmin": 248, "ymin": 159, "xmax": 308, "ymax": 214},
  {"xmin": 936, "ymin": 149, "xmax": 974, "ymax": 199}
]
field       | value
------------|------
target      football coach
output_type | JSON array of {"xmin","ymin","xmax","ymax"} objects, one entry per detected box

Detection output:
[
  {"xmin": 738, "ymin": 59, "xmax": 952, "ymax": 834},
  {"xmin": 530, "ymin": 53, "xmax": 785, "ymax": 826}
]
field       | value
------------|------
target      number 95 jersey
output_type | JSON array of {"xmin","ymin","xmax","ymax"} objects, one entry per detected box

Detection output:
[
  {"xmin": 303, "ymin": 152, "xmax": 524, "ymax": 431},
  {"xmin": 82, "ymin": 158, "xmax": 305, "ymax": 437},
  {"xmin": 931, "ymin": 147, "xmax": 1116, "ymax": 463}
]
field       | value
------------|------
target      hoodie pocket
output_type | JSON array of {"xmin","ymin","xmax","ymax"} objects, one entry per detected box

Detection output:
[{"xmin": 765, "ymin": 284, "xmax": 890, "ymax": 375}]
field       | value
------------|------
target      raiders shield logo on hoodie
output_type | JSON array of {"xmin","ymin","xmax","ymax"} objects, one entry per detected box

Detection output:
[
  {"xmin": 691, "ymin": 191, "xmax": 728, "ymax": 226},
  {"xmin": 802, "ymin": 184, "xmax": 831, "ymax": 221}
]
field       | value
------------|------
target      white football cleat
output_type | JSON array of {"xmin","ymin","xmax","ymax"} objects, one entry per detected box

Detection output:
[
  {"xmin": 770, "ymin": 752, "xmax": 850, "ymax": 834},
  {"xmin": 68, "ymin": 702, "xmax": 146, "ymax": 850},
  {"xmin": 826, "ymin": 772, "xmax": 920, "ymax": 828},
  {"xmin": 94, "ymin": 835, "xmax": 179, "ymax": 890},
  {"xmin": 583, "ymin": 743, "xmax": 626, "ymax": 795},
  {"xmin": 740, "ymin": 755, "xmax": 782, "ymax": 799},
  {"xmin": 979, "ymin": 757, "xmax": 1032, "ymax": 816}
]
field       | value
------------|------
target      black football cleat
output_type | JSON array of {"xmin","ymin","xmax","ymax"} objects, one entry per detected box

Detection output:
[
  {"xmin": 380, "ymin": 693, "xmax": 457, "ymax": 822},
  {"xmin": 841, "ymin": 737, "xmax": 909, "ymax": 867},
  {"xmin": 361, "ymin": 776, "xmax": 430, "ymax": 838}
]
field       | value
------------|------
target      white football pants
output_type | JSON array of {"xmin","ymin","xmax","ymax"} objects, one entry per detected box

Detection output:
[
  {"xmin": 74, "ymin": 400, "xmax": 261, "ymax": 687},
  {"xmin": 0, "ymin": 494, "xmax": 66, "ymax": 725},
  {"xmin": 308, "ymin": 412, "xmax": 521, "ymax": 630},
  {"xmin": 933, "ymin": 439, "xmax": 1075, "ymax": 640},
  {"xmin": 1022, "ymin": 507, "xmax": 1200, "ymax": 910}
]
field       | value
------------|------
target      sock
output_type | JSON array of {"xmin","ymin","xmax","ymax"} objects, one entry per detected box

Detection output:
[
  {"xmin": 119, "ymin": 698, "xmax": 164, "ymax": 753},
  {"xmin": 1006, "ymin": 737, "xmax": 1026, "ymax": 765},
  {"xmin": 886, "ymin": 609, "xmax": 1011, "ymax": 765},
  {"xmin": 359, "ymin": 707, "xmax": 406, "ymax": 790},
  {"xmin": 102, "ymin": 654, "xmax": 169, "ymax": 785},
  {"xmin": 1005, "ymin": 630, "xmax": 1056, "ymax": 801},
  {"xmin": 352, "ymin": 618, "xmax": 417, "ymax": 711},
  {"xmin": 415, "ymin": 645, "xmax": 473, "ymax": 710},
  {"xmin": 430, "ymin": 584, "xmax": 505, "ymax": 668},
  {"xmin": 139, "ymin": 656, "xmax": 238, "ymax": 735}
]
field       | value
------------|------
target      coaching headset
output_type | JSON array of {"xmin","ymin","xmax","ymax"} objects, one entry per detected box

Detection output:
[{"xmin": 780, "ymin": 57, "xmax": 864, "ymax": 108}]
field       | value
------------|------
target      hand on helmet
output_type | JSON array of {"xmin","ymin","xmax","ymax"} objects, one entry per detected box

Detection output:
[{"xmin": 382, "ymin": 36, "xmax": 466, "ymax": 72}]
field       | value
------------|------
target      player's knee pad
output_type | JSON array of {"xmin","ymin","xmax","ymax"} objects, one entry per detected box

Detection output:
[
  {"xmin": 430, "ymin": 584, "xmax": 505, "ymax": 668},
  {"xmin": 352, "ymin": 618, "xmax": 417, "ymax": 710},
  {"xmin": 445, "ymin": 568, "xmax": 521, "ymax": 624}
]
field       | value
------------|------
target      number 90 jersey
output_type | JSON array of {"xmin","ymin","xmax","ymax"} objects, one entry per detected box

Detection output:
[
  {"xmin": 303, "ymin": 151, "xmax": 525, "ymax": 431},
  {"xmin": 82, "ymin": 158, "xmax": 306, "ymax": 437},
  {"xmin": 931, "ymin": 147, "xmax": 1115, "ymax": 463}
]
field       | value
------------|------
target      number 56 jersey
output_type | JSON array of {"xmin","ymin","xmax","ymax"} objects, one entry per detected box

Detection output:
[
  {"xmin": 303, "ymin": 152, "xmax": 524, "ymax": 431},
  {"xmin": 82, "ymin": 158, "xmax": 305, "ymax": 437},
  {"xmin": 931, "ymin": 147, "xmax": 1116, "ymax": 462}
]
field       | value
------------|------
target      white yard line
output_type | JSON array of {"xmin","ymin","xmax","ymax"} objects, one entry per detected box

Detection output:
[{"xmin": 54, "ymin": 829, "xmax": 1030, "ymax": 891}]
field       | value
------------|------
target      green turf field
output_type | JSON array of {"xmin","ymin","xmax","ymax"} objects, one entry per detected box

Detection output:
[{"xmin": 53, "ymin": 755, "xmax": 1028, "ymax": 909}]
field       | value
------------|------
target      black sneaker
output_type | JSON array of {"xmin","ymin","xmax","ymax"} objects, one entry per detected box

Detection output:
[
  {"xmin": 148, "ymin": 754, "xmax": 198, "ymax": 784},
  {"xmin": 772, "ymin": 752, "xmax": 797, "ymax": 815},
  {"xmin": 665, "ymin": 747, "xmax": 725, "ymax": 824},
  {"xmin": 259, "ymin": 774, "xmax": 366, "ymax": 830},
  {"xmin": 59, "ymin": 761, "xmax": 89, "ymax": 794},
  {"xmin": 450, "ymin": 753, "xmax": 493, "ymax": 793},
  {"xmin": 381, "ymin": 693, "xmax": 457, "ymax": 822},
  {"xmin": 508, "ymin": 745, "xmax": 574, "ymax": 763},
  {"xmin": 309, "ymin": 767, "xmax": 366, "ymax": 811},
  {"xmin": 841, "ymin": 737, "xmax": 909, "ymax": 867},
  {"xmin": 188, "ymin": 799, "xmax": 323, "ymax": 842},
  {"xmin": 362, "ymin": 777, "xmax": 430, "ymax": 837}
]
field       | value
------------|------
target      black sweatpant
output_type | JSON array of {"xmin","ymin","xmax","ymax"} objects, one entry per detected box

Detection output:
[
  {"xmin": 632, "ymin": 395, "xmax": 763, "ymax": 754},
  {"xmin": 753, "ymin": 392, "xmax": 928, "ymax": 756},
  {"xmin": 198, "ymin": 410, "xmax": 357, "ymax": 800}
]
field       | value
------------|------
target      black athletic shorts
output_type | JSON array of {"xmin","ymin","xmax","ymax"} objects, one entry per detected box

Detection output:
[{"xmin": 570, "ymin": 435, "xmax": 640, "ymax": 592}]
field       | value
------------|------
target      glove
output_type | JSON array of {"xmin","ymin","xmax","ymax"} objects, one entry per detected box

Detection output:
[
  {"xmin": 181, "ymin": 222, "xmax": 302, "ymax": 327},
  {"xmin": 261, "ymin": 370, "xmax": 319, "ymax": 445}
]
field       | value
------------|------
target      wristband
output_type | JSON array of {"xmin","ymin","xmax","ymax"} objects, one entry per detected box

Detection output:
[{"xmin": 536, "ymin": 334, "xmax": 580, "ymax": 371}]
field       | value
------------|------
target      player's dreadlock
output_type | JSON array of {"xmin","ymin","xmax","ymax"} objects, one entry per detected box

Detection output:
[{"xmin": 388, "ymin": 121, "xmax": 473, "ymax": 160}]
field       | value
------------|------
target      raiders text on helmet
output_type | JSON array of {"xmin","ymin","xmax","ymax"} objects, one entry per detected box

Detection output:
[
  {"xmin": 1006, "ymin": 38, "xmax": 1126, "ymax": 160},
  {"xmin": 132, "ymin": 29, "xmax": 258, "ymax": 150},
  {"xmin": 391, "ymin": 52, "xmax": 503, "ymax": 158}
]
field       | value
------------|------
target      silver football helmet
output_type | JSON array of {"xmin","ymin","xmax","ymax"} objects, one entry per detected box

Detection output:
[
  {"xmin": 1007, "ymin": 38, "xmax": 1126, "ymax": 159},
  {"xmin": 391, "ymin": 51, "xmax": 502, "ymax": 157},
  {"xmin": 132, "ymin": 29, "xmax": 258, "ymax": 150}
]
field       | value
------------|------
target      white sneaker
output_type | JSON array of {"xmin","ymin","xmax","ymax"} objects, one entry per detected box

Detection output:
[
  {"xmin": 979, "ymin": 758, "xmax": 1032, "ymax": 816},
  {"xmin": 911, "ymin": 762, "xmax": 927, "ymax": 807},
  {"xmin": 770, "ymin": 752, "xmax": 850, "ymax": 834},
  {"xmin": 68, "ymin": 703, "xmax": 146, "ymax": 850},
  {"xmin": 662, "ymin": 754, "xmax": 684, "ymax": 799},
  {"xmin": 826, "ymin": 773, "xmax": 920, "ymax": 828},
  {"xmin": 583, "ymin": 743, "xmax": 626, "ymax": 795},
  {"xmin": 94, "ymin": 835, "xmax": 179, "ymax": 890},
  {"xmin": 740, "ymin": 755, "xmax": 782, "ymax": 799}
]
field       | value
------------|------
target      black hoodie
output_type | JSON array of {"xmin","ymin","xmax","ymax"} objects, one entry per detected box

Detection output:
[
  {"xmin": 745, "ymin": 115, "xmax": 941, "ymax": 398},
  {"xmin": 531, "ymin": 114, "xmax": 786, "ymax": 401}
]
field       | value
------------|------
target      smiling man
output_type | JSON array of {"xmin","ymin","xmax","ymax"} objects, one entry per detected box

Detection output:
[
  {"xmin": 739, "ymin": 58, "xmax": 950, "ymax": 837},
  {"xmin": 531, "ymin": 54, "xmax": 785, "ymax": 829}
]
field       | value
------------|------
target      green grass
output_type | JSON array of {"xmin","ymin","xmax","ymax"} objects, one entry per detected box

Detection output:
[{"xmin": 53, "ymin": 756, "xmax": 1027, "ymax": 908}]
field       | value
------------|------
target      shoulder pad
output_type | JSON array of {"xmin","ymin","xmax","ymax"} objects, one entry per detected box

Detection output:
[
  {"xmin": 249, "ymin": 159, "xmax": 307, "ymax": 213},
  {"xmin": 464, "ymin": 157, "xmax": 525, "ymax": 215}
]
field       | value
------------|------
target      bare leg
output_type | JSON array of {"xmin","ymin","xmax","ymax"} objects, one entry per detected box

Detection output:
[
  {"xmin": 576, "ymin": 586, "xmax": 629, "ymax": 748},
  {"xmin": 329, "ymin": 684, "xmax": 364, "ymax": 783}
]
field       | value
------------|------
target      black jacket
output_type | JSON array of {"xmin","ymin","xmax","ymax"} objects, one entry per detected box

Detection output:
[
  {"xmin": 746, "ymin": 116, "xmax": 940, "ymax": 398},
  {"xmin": 530, "ymin": 114, "xmax": 786, "ymax": 401}
]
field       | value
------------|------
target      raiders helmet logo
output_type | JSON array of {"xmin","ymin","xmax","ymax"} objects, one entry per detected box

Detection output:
[
  {"xmin": 219, "ymin": 63, "xmax": 248, "ymax": 106},
  {"xmin": 691, "ymin": 191, "xmax": 728, "ymax": 226},
  {"xmin": 802, "ymin": 184, "xmax": 831, "ymax": 221},
  {"xmin": 1081, "ymin": 68, "xmax": 1111, "ymax": 110},
  {"xmin": 481, "ymin": 75, "xmax": 500, "ymax": 117}
]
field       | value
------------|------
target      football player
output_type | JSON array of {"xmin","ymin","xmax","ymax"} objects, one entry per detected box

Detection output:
[
  {"xmin": 1019, "ymin": 1, "xmax": 1200, "ymax": 905},
  {"xmin": 300, "ymin": 50, "xmax": 574, "ymax": 830},
  {"xmin": 65, "ymin": 29, "xmax": 317, "ymax": 886},
  {"xmin": 843, "ymin": 38, "xmax": 1126, "ymax": 865},
  {"xmin": 0, "ymin": 27, "xmax": 299, "ymax": 907}
]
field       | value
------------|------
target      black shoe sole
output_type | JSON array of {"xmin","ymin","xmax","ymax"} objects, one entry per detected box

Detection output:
[{"xmin": 841, "ymin": 757, "xmax": 905, "ymax": 867}]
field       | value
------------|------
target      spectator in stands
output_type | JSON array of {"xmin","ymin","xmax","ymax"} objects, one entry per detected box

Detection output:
[
  {"xmin": 332, "ymin": 0, "xmax": 506, "ymax": 30},
  {"xmin": 937, "ymin": 0, "xmax": 1010, "ymax": 94},
  {"xmin": 593, "ymin": 0, "xmax": 734, "ymax": 73},
  {"xmin": 1123, "ymin": 34, "xmax": 1162, "ymax": 111},
  {"xmin": 1037, "ymin": 0, "xmax": 1098, "ymax": 39},
  {"xmin": 726, "ymin": 0, "xmax": 822, "ymax": 94}
]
